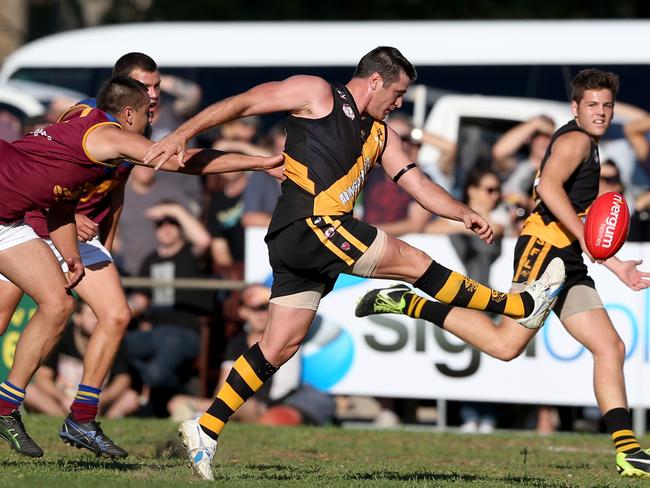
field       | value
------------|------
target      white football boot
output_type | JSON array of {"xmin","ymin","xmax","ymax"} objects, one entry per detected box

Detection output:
[
  {"xmin": 517, "ymin": 257, "xmax": 566, "ymax": 329},
  {"xmin": 179, "ymin": 418, "xmax": 218, "ymax": 481}
]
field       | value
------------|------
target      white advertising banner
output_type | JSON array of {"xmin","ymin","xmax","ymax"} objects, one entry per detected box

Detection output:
[{"xmin": 246, "ymin": 228, "xmax": 650, "ymax": 407}]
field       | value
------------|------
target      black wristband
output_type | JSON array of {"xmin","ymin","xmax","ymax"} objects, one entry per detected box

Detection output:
[{"xmin": 392, "ymin": 162, "xmax": 417, "ymax": 183}]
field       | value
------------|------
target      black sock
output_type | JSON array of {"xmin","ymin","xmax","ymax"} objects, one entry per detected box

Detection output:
[{"xmin": 604, "ymin": 407, "xmax": 643, "ymax": 454}]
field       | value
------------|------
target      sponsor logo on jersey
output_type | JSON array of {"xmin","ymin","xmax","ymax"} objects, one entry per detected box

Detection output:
[
  {"xmin": 324, "ymin": 226, "xmax": 335, "ymax": 238},
  {"xmin": 31, "ymin": 128, "xmax": 52, "ymax": 141},
  {"xmin": 341, "ymin": 242, "xmax": 350, "ymax": 251},
  {"xmin": 342, "ymin": 104, "xmax": 355, "ymax": 120},
  {"xmin": 338, "ymin": 157, "xmax": 372, "ymax": 205}
]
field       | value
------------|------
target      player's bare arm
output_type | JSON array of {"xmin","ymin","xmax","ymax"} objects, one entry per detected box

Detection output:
[
  {"xmin": 143, "ymin": 75, "xmax": 332, "ymax": 166},
  {"xmin": 99, "ymin": 178, "xmax": 126, "ymax": 251},
  {"xmin": 85, "ymin": 125, "xmax": 283, "ymax": 174},
  {"xmin": 535, "ymin": 131, "xmax": 592, "ymax": 250},
  {"xmin": 381, "ymin": 125, "xmax": 494, "ymax": 243},
  {"xmin": 47, "ymin": 201, "xmax": 84, "ymax": 289}
]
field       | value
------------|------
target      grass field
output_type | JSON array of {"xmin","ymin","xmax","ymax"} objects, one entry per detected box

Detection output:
[{"xmin": 0, "ymin": 415, "xmax": 647, "ymax": 487}]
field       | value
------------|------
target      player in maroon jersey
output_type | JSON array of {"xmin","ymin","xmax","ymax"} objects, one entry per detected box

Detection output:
[
  {"xmin": 0, "ymin": 53, "xmax": 161, "ymax": 458},
  {"xmin": 0, "ymin": 76, "xmax": 282, "ymax": 458}
]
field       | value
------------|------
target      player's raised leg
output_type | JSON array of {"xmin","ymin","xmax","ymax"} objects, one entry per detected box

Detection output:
[
  {"xmin": 58, "ymin": 260, "xmax": 130, "ymax": 458},
  {"xmin": 180, "ymin": 302, "xmax": 315, "ymax": 480},
  {"xmin": 0, "ymin": 238, "xmax": 75, "ymax": 457},
  {"xmin": 366, "ymin": 234, "xmax": 564, "ymax": 328}
]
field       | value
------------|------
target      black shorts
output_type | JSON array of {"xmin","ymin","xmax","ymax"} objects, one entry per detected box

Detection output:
[
  {"xmin": 512, "ymin": 234, "xmax": 595, "ymax": 290},
  {"xmin": 265, "ymin": 214, "xmax": 377, "ymax": 300}
]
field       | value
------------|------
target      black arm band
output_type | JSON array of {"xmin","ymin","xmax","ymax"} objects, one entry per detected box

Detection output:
[{"xmin": 392, "ymin": 162, "xmax": 417, "ymax": 183}]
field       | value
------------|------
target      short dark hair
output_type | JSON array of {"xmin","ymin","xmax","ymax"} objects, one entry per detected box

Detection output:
[
  {"xmin": 112, "ymin": 52, "xmax": 158, "ymax": 77},
  {"xmin": 571, "ymin": 69, "xmax": 619, "ymax": 103},
  {"xmin": 97, "ymin": 76, "xmax": 149, "ymax": 116},
  {"xmin": 462, "ymin": 168, "xmax": 499, "ymax": 204},
  {"xmin": 353, "ymin": 46, "xmax": 417, "ymax": 85}
]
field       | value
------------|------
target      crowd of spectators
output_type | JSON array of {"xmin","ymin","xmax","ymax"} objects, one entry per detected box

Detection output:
[{"xmin": 6, "ymin": 73, "xmax": 650, "ymax": 434}]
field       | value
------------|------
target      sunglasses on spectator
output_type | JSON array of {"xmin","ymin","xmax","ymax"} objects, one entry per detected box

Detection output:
[
  {"xmin": 242, "ymin": 303, "xmax": 269, "ymax": 312},
  {"xmin": 400, "ymin": 135, "xmax": 418, "ymax": 144},
  {"xmin": 479, "ymin": 185, "xmax": 501, "ymax": 194},
  {"xmin": 600, "ymin": 175, "xmax": 621, "ymax": 184}
]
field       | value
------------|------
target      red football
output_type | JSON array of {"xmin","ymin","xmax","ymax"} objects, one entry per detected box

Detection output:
[{"xmin": 584, "ymin": 191, "xmax": 630, "ymax": 260}]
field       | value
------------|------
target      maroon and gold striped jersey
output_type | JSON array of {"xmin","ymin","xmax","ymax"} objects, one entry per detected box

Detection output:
[{"xmin": 0, "ymin": 107, "xmax": 121, "ymax": 225}]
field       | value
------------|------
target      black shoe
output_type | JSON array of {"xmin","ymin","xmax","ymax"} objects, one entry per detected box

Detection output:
[
  {"xmin": 59, "ymin": 414, "xmax": 128, "ymax": 458},
  {"xmin": 0, "ymin": 410, "xmax": 44, "ymax": 457}
]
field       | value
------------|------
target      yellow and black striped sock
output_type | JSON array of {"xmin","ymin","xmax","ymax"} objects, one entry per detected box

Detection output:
[
  {"xmin": 413, "ymin": 261, "xmax": 533, "ymax": 319},
  {"xmin": 604, "ymin": 408, "xmax": 642, "ymax": 454},
  {"xmin": 199, "ymin": 343, "xmax": 277, "ymax": 440},
  {"xmin": 401, "ymin": 292, "xmax": 454, "ymax": 327}
]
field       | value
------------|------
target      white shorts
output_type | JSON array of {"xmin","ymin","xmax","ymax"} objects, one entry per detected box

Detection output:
[
  {"xmin": 0, "ymin": 221, "xmax": 39, "ymax": 252},
  {"xmin": 0, "ymin": 235, "xmax": 112, "ymax": 283}
]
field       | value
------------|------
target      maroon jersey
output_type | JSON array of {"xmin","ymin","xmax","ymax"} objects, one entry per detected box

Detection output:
[
  {"xmin": 0, "ymin": 107, "xmax": 121, "ymax": 226},
  {"xmin": 23, "ymin": 104, "xmax": 134, "ymax": 238}
]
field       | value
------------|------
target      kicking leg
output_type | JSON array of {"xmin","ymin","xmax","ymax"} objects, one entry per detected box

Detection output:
[{"xmin": 364, "ymin": 234, "xmax": 564, "ymax": 327}]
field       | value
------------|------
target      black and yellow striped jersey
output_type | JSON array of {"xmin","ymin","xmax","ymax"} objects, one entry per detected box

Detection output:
[
  {"xmin": 522, "ymin": 119, "xmax": 600, "ymax": 248},
  {"xmin": 268, "ymin": 83, "xmax": 387, "ymax": 234}
]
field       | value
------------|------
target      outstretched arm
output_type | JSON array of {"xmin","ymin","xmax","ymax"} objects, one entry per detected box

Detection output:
[
  {"xmin": 381, "ymin": 125, "xmax": 493, "ymax": 244},
  {"xmin": 603, "ymin": 257, "xmax": 650, "ymax": 291},
  {"xmin": 143, "ymin": 75, "xmax": 331, "ymax": 167},
  {"xmin": 84, "ymin": 125, "xmax": 284, "ymax": 175}
]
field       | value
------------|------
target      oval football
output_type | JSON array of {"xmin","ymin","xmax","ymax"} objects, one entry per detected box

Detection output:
[{"xmin": 584, "ymin": 192, "xmax": 630, "ymax": 260}]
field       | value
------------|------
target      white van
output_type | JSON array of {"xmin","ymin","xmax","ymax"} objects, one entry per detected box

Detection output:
[{"xmin": 2, "ymin": 20, "xmax": 650, "ymax": 108}]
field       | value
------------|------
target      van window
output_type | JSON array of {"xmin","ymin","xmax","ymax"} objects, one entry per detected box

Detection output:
[{"xmin": 11, "ymin": 64, "xmax": 650, "ymax": 110}]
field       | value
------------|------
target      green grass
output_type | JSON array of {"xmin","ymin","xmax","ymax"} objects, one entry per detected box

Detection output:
[{"xmin": 0, "ymin": 415, "xmax": 646, "ymax": 487}]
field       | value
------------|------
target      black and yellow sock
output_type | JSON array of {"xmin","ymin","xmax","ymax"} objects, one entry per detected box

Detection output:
[
  {"xmin": 199, "ymin": 343, "xmax": 277, "ymax": 440},
  {"xmin": 414, "ymin": 261, "xmax": 533, "ymax": 319},
  {"xmin": 604, "ymin": 408, "xmax": 643, "ymax": 454},
  {"xmin": 401, "ymin": 292, "xmax": 453, "ymax": 327}
]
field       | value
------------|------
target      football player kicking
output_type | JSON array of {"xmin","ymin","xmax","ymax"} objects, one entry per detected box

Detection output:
[{"xmin": 357, "ymin": 69, "xmax": 650, "ymax": 477}]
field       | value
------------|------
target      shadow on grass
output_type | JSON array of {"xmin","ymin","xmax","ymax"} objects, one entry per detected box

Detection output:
[
  {"xmin": 0, "ymin": 458, "xmax": 147, "ymax": 472},
  {"xmin": 219, "ymin": 464, "xmax": 576, "ymax": 487}
]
